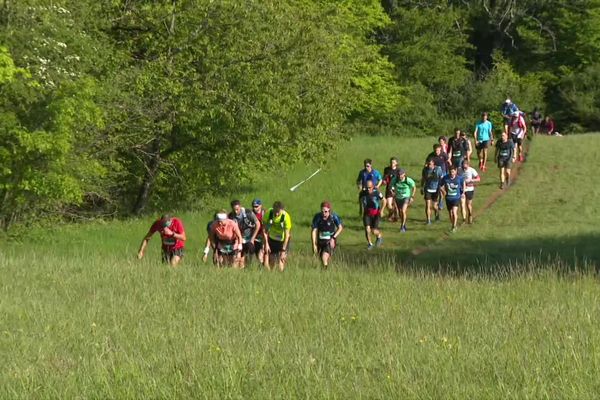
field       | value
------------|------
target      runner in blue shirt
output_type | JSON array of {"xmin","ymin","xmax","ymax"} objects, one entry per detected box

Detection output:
[
  {"xmin": 356, "ymin": 158, "xmax": 382, "ymax": 216},
  {"xmin": 311, "ymin": 201, "xmax": 343, "ymax": 269},
  {"xmin": 421, "ymin": 159, "xmax": 444, "ymax": 224},
  {"xmin": 440, "ymin": 165, "xmax": 465, "ymax": 233},
  {"xmin": 474, "ymin": 111, "xmax": 494, "ymax": 171},
  {"xmin": 501, "ymin": 98, "xmax": 519, "ymax": 134}
]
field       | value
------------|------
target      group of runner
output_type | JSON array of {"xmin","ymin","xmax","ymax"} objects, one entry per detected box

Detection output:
[
  {"xmin": 137, "ymin": 198, "xmax": 343, "ymax": 270},
  {"xmin": 138, "ymin": 100, "xmax": 537, "ymax": 269}
]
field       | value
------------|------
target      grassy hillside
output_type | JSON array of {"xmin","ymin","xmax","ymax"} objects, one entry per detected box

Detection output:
[{"xmin": 1, "ymin": 134, "xmax": 599, "ymax": 398}]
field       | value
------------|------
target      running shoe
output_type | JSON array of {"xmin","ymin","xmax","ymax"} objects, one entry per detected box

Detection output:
[
  {"xmin": 367, "ymin": 243, "xmax": 374, "ymax": 250},
  {"xmin": 468, "ymin": 216, "xmax": 473, "ymax": 224},
  {"xmin": 401, "ymin": 225, "xmax": 407, "ymax": 232},
  {"xmin": 450, "ymin": 227, "xmax": 457, "ymax": 233},
  {"xmin": 438, "ymin": 200, "xmax": 444, "ymax": 210},
  {"xmin": 435, "ymin": 214, "xmax": 440, "ymax": 221},
  {"xmin": 426, "ymin": 219, "xmax": 432, "ymax": 225},
  {"xmin": 375, "ymin": 237, "xmax": 383, "ymax": 247}
]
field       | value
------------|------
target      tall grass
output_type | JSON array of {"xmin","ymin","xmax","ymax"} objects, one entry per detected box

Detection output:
[{"xmin": 1, "ymin": 134, "xmax": 599, "ymax": 398}]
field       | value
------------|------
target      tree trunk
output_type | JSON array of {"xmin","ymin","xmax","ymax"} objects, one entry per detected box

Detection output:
[{"xmin": 132, "ymin": 138, "xmax": 161, "ymax": 215}]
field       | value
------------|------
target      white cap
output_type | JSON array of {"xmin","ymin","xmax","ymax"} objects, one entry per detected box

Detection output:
[
  {"xmin": 505, "ymin": 98, "xmax": 511, "ymax": 103},
  {"xmin": 216, "ymin": 213, "xmax": 227, "ymax": 221}
]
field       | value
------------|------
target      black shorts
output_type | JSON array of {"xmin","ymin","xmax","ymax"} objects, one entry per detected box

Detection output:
[
  {"xmin": 268, "ymin": 237, "xmax": 286, "ymax": 255},
  {"xmin": 446, "ymin": 198, "xmax": 460, "ymax": 209},
  {"xmin": 317, "ymin": 238, "xmax": 336, "ymax": 255},
  {"xmin": 217, "ymin": 240, "xmax": 237, "ymax": 256},
  {"xmin": 358, "ymin": 189, "xmax": 368, "ymax": 201},
  {"xmin": 511, "ymin": 134, "xmax": 523, "ymax": 145},
  {"xmin": 242, "ymin": 241, "xmax": 255, "ymax": 256},
  {"xmin": 452, "ymin": 157, "xmax": 464, "ymax": 168},
  {"xmin": 254, "ymin": 240, "xmax": 264, "ymax": 254},
  {"xmin": 476, "ymin": 141, "xmax": 489, "ymax": 150},
  {"xmin": 385, "ymin": 189, "xmax": 394, "ymax": 199},
  {"xmin": 424, "ymin": 191, "xmax": 439, "ymax": 201},
  {"xmin": 363, "ymin": 213, "xmax": 380, "ymax": 229},
  {"xmin": 464, "ymin": 191, "xmax": 474, "ymax": 200},
  {"xmin": 162, "ymin": 248, "xmax": 184, "ymax": 263},
  {"xmin": 498, "ymin": 158, "xmax": 513, "ymax": 169},
  {"xmin": 395, "ymin": 197, "xmax": 410, "ymax": 209}
]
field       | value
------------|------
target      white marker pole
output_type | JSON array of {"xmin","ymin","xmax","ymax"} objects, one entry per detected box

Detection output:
[{"xmin": 289, "ymin": 168, "xmax": 321, "ymax": 192}]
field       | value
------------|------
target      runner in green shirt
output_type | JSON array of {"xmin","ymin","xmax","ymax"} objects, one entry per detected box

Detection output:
[
  {"xmin": 390, "ymin": 169, "xmax": 416, "ymax": 232},
  {"xmin": 262, "ymin": 201, "xmax": 292, "ymax": 271}
]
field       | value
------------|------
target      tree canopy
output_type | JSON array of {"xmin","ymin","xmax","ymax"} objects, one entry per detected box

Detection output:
[{"xmin": 1, "ymin": 0, "xmax": 598, "ymax": 228}]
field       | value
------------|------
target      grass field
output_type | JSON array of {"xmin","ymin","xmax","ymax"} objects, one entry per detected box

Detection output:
[{"xmin": 1, "ymin": 134, "xmax": 599, "ymax": 398}]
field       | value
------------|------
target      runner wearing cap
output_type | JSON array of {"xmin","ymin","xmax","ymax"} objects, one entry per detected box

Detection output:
[
  {"xmin": 229, "ymin": 200, "xmax": 260, "ymax": 267},
  {"xmin": 209, "ymin": 210, "xmax": 244, "ymax": 268},
  {"xmin": 509, "ymin": 110, "xmax": 527, "ymax": 162},
  {"xmin": 474, "ymin": 112, "xmax": 493, "ymax": 171},
  {"xmin": 311, "ymin": 201, "xmax": 343, "ymax": 269},
  {"xmin": 501, "ymin": 98, "xmax": 519, "ymax": 134},
  {"xmin": 421, "ymin": 159, "xmax": 444, "ymax": 224},
  {"xmin": 459, "ymin": 159, "xmax": 480, "ymax": 224},
  {"xmin": 390, "ymin": 168, "xmax": 416, "ymax": 232},
  {"xmin": 361, "ymin": 179, "xmax": 384, "ymax": 250},
  {"xmin": 251, "ymin": 199, "xmax": 266, "ymax": 264},
  {"xmin": 356, "ymin": 159, "xmax": 383, "ymax": 216},
  {"xmin": 440, "ymin": 166, "xmax": 465, "ymax": 233},
  {"xmin": 263, "ymin": 201, "xmax": 292, "ymax": 271},
  {"xmin": 137, "ymin": 214, "xmax": 187, "ymax": 267}
]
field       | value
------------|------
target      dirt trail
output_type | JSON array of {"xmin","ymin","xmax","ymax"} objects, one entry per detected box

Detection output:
[{"xmin": 408, "ymin": 139, "xmax": 532, "ymax": 258}]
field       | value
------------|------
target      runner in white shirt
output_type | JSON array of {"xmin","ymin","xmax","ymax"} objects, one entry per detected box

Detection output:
[
  {"xmin": 509, "ymin": 111, "xmax": 527, "ymax": 162},
  {"xmin": 459, "ymin": 160, "xmax": 481, "ymax": 224}
]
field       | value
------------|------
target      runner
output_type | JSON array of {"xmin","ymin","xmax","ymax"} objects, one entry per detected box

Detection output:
[
  {"xmin": 474, "ymin": 112, "xmax": 493, "ymax": 171},
  {"xmin": 448, "ymin": 129, "xmax": 468, "ymax": 168},
  {"xmin": 202, "ymin": 213, "xmax": 218, "ymax": 263},
  {"xmin": 311, "ymin": 201, "xmax": 343, "ymax": 269},
  {"xmin": 459, "ymin": 159, "xmax": 481, "ymax": 224},
  {"xmin": 425, "ymin": 143, "xmax": 450, "ymax": 211},
  {"xmin": 263, "ymin": 201, "xmax": 292, "ymax": 271},
  {"xmin": 509, "ymin": 110, "xmax": 527, "ymax": 162},
  {"xmin": 425, "ymin": 144, "xmax": 449, "ymax": 175},
  {"xmin": 356, "ymin": 158, "xmax": 382, "ymax": 216},
  {"xmin": 361, "ymin": 179, "xmax": 384, "ymax": 250},
  {"xmin": 250, "ymin": 198, "xmax": 266, "ymax": 264},
  {"xmin": 209, "ymin": 211, "xmax": 244, "ymax": 268},
  {"xmin": 229, "ymin": 199, "xmax": 260, "ymax": 268},
  {"xmin": 461, "ymin": 130, "xmax": 474, "ymax": 163},
  {"xmin": 382, "ymin": 157, "xmax": 400, "ymax": 222},
  {"xmin": 530, "ymin": 108, "xmax": 543, "ymax": 135},
  {"xmin": 421, "ymin": 159, "xmax": 444, "ymax": 224},
  {"xmin": 137, "ymin": 214, "xmax": 187, "ymax": 267},
  {"xmin": 439, "ymin": 166, "xmax": 465, "ymax": 233},
  {"xmin": 438, "ymin": 136, "xmax": 449, "ymax": 155},
  {"xmin": 390, "ymin": 169, "xmax": 416, "ymax": 232},
  {"xmin": 495, "ymin": 131, "xmax": 515, "ymax": 189},
  {"xmin": 501, "ymin": 98, "xmax": 519, "ymax": 134}
]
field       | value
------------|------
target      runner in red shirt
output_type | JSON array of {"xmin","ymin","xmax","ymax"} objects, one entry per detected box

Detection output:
[{"xmin": 137, "ymin": 214, "xmax": 187, "ymax": 267}]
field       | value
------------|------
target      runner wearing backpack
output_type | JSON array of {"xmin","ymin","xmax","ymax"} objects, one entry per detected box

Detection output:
[
  {"xmin": 448, "ymin": 129, "xmax": 468, "ymax": 168},
  {"xmin": 229, "ymin": 199, "xmax": 260, "ymax": 268},
  {"xmin": 311, "ymin": 201, "xmax": 344, "ymax": 269}
]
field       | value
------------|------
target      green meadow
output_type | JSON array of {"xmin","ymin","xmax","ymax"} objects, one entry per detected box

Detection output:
[{"xmin": 1, "ymin": 134, "xmax": 599, "ymax": 398}]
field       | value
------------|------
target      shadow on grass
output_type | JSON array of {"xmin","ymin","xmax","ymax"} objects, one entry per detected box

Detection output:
[{"xmin": 335, "ymin": 233, "xmax": 600, "ymax": 277}]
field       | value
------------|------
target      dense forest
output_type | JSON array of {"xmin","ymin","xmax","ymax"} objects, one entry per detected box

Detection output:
[{"xmin": 1, "ymin": 0, "xmax": 599, "ymax": 229}]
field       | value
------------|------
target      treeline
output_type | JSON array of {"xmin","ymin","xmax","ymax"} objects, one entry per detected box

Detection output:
[{"xmin": 1, "ymin": 0, "xmax": 598, "ymax": 229}]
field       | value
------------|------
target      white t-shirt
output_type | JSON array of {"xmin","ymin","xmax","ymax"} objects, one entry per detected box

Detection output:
[{"xmin": 461, "ymin": 167, "xmax": 479, "ymax": 192}]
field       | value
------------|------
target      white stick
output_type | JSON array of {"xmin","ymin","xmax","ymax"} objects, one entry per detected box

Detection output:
[{"xmin": 289, "ymin": 168, "xmax": 321, "ymax": 191}]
